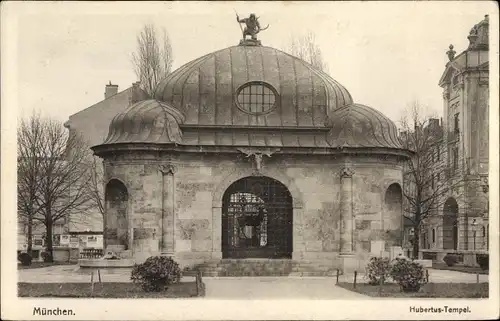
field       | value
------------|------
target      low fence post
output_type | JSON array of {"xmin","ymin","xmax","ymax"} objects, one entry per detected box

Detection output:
[
  {"xmin": 196, "ymin": 270, "xmax": 204, "ymax": 297},
  {"xmin": 353, "ymin": 271, "xmax": 357, "ymax": 289},
  {"xmin": 90, "ymin": 271, "xmax": 95, "ymax": 296},
  {"xmin": 336, "ymin": 269, "xmax": 340, "ymax": 284}
]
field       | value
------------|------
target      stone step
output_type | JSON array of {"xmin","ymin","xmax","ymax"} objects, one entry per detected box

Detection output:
[{"xmin": 188, "ymin": 259, "xmax": 342, "ymax": 277}]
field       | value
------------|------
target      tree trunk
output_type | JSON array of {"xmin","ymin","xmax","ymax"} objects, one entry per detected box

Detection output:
[
  {"xmin": 45, "ymin": 214, "xmax": 54, "ymax": 263},
  {"xmin": 412, "ymin": 230, "xmax": 420, "ymax": 259},
  {"xmin": 27, "ymin": 216, "xmax": 33, "ymax": 256}
]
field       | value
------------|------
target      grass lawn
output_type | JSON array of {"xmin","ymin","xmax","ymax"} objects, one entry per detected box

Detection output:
[
  {"xmin": 337, "ymin": 282, "xmax": 489, "ymax": 298},
  {"xmin": 18, "ymin": 282, "xmax": 202, "ymax": 298},
  {"xmin": 432, "ymin": 263, "xmax": 489, "ymax": 275},
  {"xmin": 18, "ymin": 262, "xmax": 75, "ymax": 270}
]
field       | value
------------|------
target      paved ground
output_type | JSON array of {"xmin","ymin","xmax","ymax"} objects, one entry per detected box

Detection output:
[
  {"xmin": 203, "ymin": 277, "xmax": 367, "ymax": 298},
  {"xmin": 18, "ymin": 265, "xmax": 489, "ymax": 298}
]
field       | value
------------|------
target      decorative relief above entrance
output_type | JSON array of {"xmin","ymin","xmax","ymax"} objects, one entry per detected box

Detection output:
[{"xmin": 237, "ymin": 148, "xmax": 280, "ymax": 174}]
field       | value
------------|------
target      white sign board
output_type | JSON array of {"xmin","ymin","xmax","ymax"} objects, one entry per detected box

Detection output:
[
  {"xmin": 371, "ymin": 240, "xmax": 385, "ymax": 256},
  {"xmin": 60, "ymin": 235, "xmax": 70, "ymax": 246}
]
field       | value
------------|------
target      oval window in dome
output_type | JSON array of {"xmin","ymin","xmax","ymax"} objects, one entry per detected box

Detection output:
[{"xmin": 235, "ymin": 81, "xmax": 278, "ymax": 115}]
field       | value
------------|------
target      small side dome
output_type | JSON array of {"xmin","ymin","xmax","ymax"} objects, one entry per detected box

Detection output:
[
  {"xmin": 103, "ymin": 99, "xmax": 185, "ymax": 144},
  {"xmin": 327, "ymin": 104, "xmax": 402, "ymax": 149}
]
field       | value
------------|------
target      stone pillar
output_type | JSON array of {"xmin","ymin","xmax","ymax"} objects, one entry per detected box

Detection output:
[
  {"xmin": 339, "ymin": 166, "xmax": 357, "ymax": 272},
  {"xmin": 160, "ymin": 164, "xmax": 176, "ymax": 256},
  {"xmin": 292, "ymin": 207, "xmax": 305, "ymax": 261},
  {"xmin": 339, "ymin": 167, "xmax": 355, "ymax": 254},
  {"xmin": 211, "ymin": 207, "xmax": 222, "ymax": 259}
]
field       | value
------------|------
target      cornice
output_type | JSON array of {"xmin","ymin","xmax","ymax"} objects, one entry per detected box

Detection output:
[
  {"xmin": 93, "ymin": 143, "xmax": 412, "ymax": 160},
  {"xmin": 179, "ymin": 124, "xmax": 330, "ymax": 133}
]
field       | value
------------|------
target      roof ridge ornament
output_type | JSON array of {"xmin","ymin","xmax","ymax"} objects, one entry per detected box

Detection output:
[
  {"xmin": 446, "ymin": 44, "xmax": 456, "ymax": 61},
  {"xmin": 235, "ymin": 11, "xmax": 268, "ymax": 46}
]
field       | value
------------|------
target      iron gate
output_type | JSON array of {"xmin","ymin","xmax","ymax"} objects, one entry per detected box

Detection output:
[{"xmin": 222, "ymin": 176, "xmax": 293, "ymax": 259}]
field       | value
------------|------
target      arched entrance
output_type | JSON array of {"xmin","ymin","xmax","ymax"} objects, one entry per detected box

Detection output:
[
  {"xmin": 443, "ymin": 197, "xmax": 459, "ymax": 250},
  {"xmin": 222, "ymin": 176, "xmax": 293, "ymax": 259},
  {"xmin": 384, "ymin": 183, "xmax": 403, "ymax": 247},
  {"xmin": 104, "ymin": 179, "xmax": 129, "ymax": 248}
]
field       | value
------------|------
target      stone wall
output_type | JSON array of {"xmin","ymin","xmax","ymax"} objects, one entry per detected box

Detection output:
[
  {"xmin": 102, "ymin": 152, "xmax": 404, "ymax": 270},
  {"xmin": 351, "ymin": 165, "xmax": 403, "ymax": 267},
  {"xmin": 104, "ymin": 161, "xmax": 162, "ymax": 262}
]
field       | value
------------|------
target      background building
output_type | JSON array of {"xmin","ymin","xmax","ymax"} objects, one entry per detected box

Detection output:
[{"xmin": 419, "ymin": 15, "xmax": 489, "ymax": 265}]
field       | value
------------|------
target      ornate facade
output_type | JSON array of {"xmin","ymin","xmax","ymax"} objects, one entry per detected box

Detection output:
[
  {"xmin": 92, "ymin": 38, "xmax": 410, "ymax": 273},
  {"xmin": 420, "ymin": 15, "xmax": 489, "ymax": 265}
]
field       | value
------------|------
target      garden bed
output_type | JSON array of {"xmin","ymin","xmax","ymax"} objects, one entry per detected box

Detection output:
[
  {"xmin": 337, "ymin": 282, "xmax": 488, "ymax": 298},
  {"xmin": 18, "ymin": 282, "xmax": 202, "ymax": 298},
  {"xmin": 432, "ymin": 263, "xmax": 489, "ymax": 275}
]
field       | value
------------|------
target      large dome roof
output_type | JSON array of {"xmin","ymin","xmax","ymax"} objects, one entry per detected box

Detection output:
[
  {"xmin": 154, "ymin": 44, "xmax": 353, "ymax": 127},
  {"xmin": 96, "ymin": 42, "xmax": 406, "ymax": 153}
]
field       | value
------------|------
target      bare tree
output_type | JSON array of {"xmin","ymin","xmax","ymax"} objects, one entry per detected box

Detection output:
[
  {"xmin": 19, "ymin": 114, "xmax": 93, "ymax": 262},
  {"xmin": 84, "ymin": 154, "xmax": 105, "ymax": 217},
  {"xmin": 285, "ymin": 31, "xmax": 328, "ymax": 72},
  {"xmin": 17, "ymin": 112, "xmax": 44, "ymax": 255},
  {"xmin": 400, "ymin": 101, "xmax": 465, "ymax": 258},
  {"xmin": 131, "ymin": 24, "xmax": 174, "ymax": 97}
]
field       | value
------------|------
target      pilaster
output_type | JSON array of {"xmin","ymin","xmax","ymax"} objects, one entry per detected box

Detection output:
[
  {"xmin": 211, "ymin": 206, "xmax": 222, "ymax": 259},
  {"xmin": 159, "ymin": 164, "xmax": 176, "ymax": 256},
  {"xmin": 339, "ymin": 166, "xmax": 355, "ymax": 254}
]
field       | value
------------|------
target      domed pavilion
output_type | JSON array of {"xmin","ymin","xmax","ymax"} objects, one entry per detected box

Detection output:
[{"xmin": 92, "ymin": 29, "xmax": 411, "ymax": 274}]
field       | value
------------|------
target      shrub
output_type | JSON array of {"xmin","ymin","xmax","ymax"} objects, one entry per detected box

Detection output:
[
  {"xmin": 365, "ymin": 257, "xmax": 391, "ymax": 285},
  {"xmin": 390, "ymin": 257, "xmax": 427, "ymax": 292},
  {"xmin": 476, "ymin": 254, "xmax": 489, "ymax": 271},
  {"xmin": 443, "ymin": 254, "xmax": 458, "ymax": 267},
  {"xmin": 18, "ymin": 252, "xmax": 32, "ymax": 266},
  {"xmin": 131, "ymin": 256, "xmax": 182, "ymax": 292},
  {"xmin": 41, "ymin": 251, "xmax": 52, "ymax": 262}
]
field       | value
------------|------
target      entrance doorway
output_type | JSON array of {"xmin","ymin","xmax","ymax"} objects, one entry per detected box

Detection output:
[
  {"xmin": 443, "ymin": 197, "xmax": 459, "ymax": 250},
  {"xmin": 222, "ymin": 176, "xmax": 293, "ymax": 259}
]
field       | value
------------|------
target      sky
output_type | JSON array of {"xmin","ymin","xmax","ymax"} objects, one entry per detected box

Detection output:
[{"xmin": 8, "ymin": 1, "xmax": 497, "ymax": 125}]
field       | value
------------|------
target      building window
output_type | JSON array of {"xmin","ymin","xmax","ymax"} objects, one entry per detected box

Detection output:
[
  {"xmin": 454, "ymin": 113, "xmax": 460, "ymax": 134},
  {"xmin": 422, "ymin": 232, "xmax": 428, "ymax": 249},
  {"xmin": 53, "ymin": 234, "xmax": 61, "ymax": 247},
  {"xmin": 452, "ymin": 147, "xmax": 459, "ymax": 171},
  {"xmin": 453, "ymin": 223, "xmax": 458, "ymax": 251},
  {"xmin": 432, "ymin": 229, "xmax": 435, "ymax": 243},
  {"xmin": 486, "ymin": 224, "xmax": 489, "ymax": 250},
  {"xmin": 236, "ymin": 81, "xmax": 278, "ymax": 115}
]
